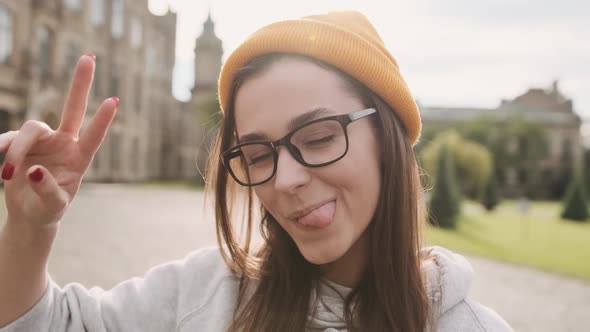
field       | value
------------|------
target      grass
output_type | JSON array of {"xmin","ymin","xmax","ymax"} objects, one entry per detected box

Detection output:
[{"xmin": 426, "ymin": 200, "xmax": 590, "ymax": 280}]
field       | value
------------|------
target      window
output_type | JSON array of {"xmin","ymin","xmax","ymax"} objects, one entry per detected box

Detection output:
[
  {"xmin": 131, "ymin": 138, "xmax": 139, "ymax": 173},
  {"xmin": 93, "ymin": 61, "xmax": 102, "ymax": 98},
  {"xmin": 90, "ymin": 0, "xmax": 105, "ymax": 25},
  {"xmin": 92, "ymin": 148, "xmax": 101, "ymax": 171},
  {"xmin": 131, "ymin": 16, "xmax": 142, "ymax": 49},
  {"xmin": 64, "ymin": 0, "xmax": 81, "ymax": 11},
  {"xmin": 111, "ymin": 0, "xmax": 124, "ymax": 39},
  {"xmin": 37, "ymin": 26, "xmax": 53, "ymax": 81},
  {"xmin": 145, "ymin": 45, "xmax": 156, "ymax": 77},
  {"xmin": 134, "ymin": 73, "xmax": 142, "ymax": 111},
  {"xmin": 110, "ymin": 132, "xmax": 120, "ymax": 172},
  {"xmin": 110, "ymin": 63, "xmax": 120, "ymax": 97},
  {"xmin": 145, "ymin": 39, "xmax": 165, "ymax": 78},
  {"xmin": 64, "ymin": 43, "xmax": 79, "ymax": 79},
  {"xmin": 0, "ymin": 5, "xmax": 13, "ymax": 64}
]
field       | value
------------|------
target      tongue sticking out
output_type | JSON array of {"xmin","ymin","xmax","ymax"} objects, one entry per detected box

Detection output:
[{"xmin": 297, "ymin": 201, "xmax": 336, "ymax": 228}]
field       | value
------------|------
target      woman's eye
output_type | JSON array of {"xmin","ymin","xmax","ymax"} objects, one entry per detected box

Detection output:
[
  {"xmin": 304, "ymin": 134, "xmax": 336, "ymax": 146},
  {"xmin": 248, "ymin": 153, "xmax": 273, "ymax": 165}
]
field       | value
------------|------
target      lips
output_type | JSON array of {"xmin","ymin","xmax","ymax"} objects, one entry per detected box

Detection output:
[{"xmin": 295, "ymin": 200, "xmax": 336, "ymax": 228}]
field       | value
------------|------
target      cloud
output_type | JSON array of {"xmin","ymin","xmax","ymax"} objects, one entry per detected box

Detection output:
[
  {"xmin": 167, "ymin": 0, "xmax": 590, "ymax": 119},
  {"xmin": 417, "ymin": 0, "xmax": 590, "ymax": 26}
]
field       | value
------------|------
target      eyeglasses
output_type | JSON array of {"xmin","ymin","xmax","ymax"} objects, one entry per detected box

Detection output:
[{"xmin": 221, "ymin": 108, "xmax": 376, "ymax": 187}]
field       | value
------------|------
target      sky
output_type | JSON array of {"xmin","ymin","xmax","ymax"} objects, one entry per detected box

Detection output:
[{"xmin": 148, "ymin": 0, "xmax": 590, "ymax": 122}]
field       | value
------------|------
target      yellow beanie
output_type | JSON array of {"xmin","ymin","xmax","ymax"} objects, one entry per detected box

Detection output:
[{"xmin": 218, "ymin": 10, "xmax": 422, "ymax": 145}]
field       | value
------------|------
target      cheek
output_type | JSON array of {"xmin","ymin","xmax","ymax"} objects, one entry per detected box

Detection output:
[
  {"xmin": 341, "ymin": 135, "xmax": 382, "ymax": 215},
  {"xmin": 253, "ymin": 185, "xmax": 279, "ymax": 216},
  {"xmin": 345, "ymin": 130, "xmax": 381, "ymax": 181}
]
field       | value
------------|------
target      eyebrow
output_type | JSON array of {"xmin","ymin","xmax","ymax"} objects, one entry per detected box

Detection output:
[{"xmin": 238, "ymin": 107, "xmax": 331, "ymax": 143}]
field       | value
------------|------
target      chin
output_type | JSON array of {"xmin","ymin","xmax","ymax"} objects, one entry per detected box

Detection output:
[{"xmin": 297, "ymin": 241, "xmax": 349, "ymax": 265}]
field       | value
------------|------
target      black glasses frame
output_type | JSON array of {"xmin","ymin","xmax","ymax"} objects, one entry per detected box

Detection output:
[{"xmin": 221, "ymin": 108, "xmax": 376, "ymax": 187}]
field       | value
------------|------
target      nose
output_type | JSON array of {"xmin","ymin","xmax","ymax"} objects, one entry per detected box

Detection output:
[{"xmin": 273, "ymin": 146, "xmax": 310, "ymax": 193}]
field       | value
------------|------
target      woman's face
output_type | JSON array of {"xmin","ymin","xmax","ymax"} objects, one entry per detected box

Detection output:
[{"xmin": 233, "ymin": 57, "xmax": 381, "ymax": 265}]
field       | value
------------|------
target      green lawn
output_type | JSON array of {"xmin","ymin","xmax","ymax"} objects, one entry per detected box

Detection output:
[{"xmin": 426, "ymin": 200, "xmax": 590, "ymax": 280}]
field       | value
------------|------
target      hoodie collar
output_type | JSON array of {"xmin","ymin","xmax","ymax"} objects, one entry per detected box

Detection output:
[{"xmin": 423, "ymin": 246, "xmax": 474, "ymax": 314}]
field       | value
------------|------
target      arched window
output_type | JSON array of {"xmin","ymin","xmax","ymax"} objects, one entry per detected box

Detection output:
[
  {"xmin": 110, "ymin": 132, "xmax": 120, "ymax": 172},
  {"xmin": 64, "ymin": 42, "xmax": 79, "ymax": 79},
  {"xmin": 110, "ymin": 63, "xmax": 120, "ymax": 97},
  {"xmin": 90, "ymin": 0, "xmax": 105, "ymax": 25},
  {"xmin": 37, "ymin": 26, "xmax": 53, "ymax": 82},
  {"xmin": 0, "ymin": 5, "xmax": 13, "ymax": 64},
  {"xmin": 131, "ymin": 16, "xmax": 142, "ymax": 49},
  {"xmin": 111, "ymin": 0, "xmax": 124, "ymax": 39},
  {"xmin": 64, "ymin": 0, "xmax": 81, "ymax": 11}
]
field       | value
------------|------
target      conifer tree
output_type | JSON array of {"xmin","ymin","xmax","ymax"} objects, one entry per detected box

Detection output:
[{"xmin": 428, "ymin": 145, "xmax": 462, "ymax": 228}]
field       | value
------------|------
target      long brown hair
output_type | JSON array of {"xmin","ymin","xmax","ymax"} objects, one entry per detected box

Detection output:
[{"xmin": 206, "ymin": 53, "xmax": 431, "ymax": 331}]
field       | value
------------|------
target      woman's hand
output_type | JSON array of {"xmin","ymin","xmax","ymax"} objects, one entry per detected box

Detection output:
[{"xmin": 1, "ymin": 54, "xmax": 118, "ymax": 228}]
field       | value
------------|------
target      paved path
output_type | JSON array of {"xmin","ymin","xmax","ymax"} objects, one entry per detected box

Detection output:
[
  {"xmin": 8, "ymin": 184, "xmax": 589, "ymax": 331},
  {"xmin": 468, "ymin": 255, "xmax": 590, "ymax": 332}
]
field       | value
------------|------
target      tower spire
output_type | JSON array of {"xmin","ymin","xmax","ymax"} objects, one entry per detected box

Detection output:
[{"xmin": 203, "ymin": 6, "xmax": 214, "ymax": 35}]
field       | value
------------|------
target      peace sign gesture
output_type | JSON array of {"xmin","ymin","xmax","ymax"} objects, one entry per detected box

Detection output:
[{"xmin": 0, "ymin": 54, "xmax": 118, "ymax": 228}]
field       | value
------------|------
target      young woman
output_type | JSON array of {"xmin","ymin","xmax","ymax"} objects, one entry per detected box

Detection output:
[{"xmin": 0, "ymin": 11, "xmax": 512, "ymax": 332}]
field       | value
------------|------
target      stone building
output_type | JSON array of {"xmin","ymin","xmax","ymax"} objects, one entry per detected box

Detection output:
[
  {"xmin": 187, "ymin": 12, "xmax": 223, "ymax": 181},
  {"xmin": 420, "ymin": 81, "xmax": 583, "ymax": 194},
  {"xmin": 0, "ymin": 0, "xmax": 203, "ymax": 182},
  {"xmin": 3, "ymin": 1, "xmax": 580, "ymax": 189}
]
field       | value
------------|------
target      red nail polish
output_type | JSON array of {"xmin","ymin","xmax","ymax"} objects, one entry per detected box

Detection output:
[
  {"xmin": 112, "ymin": 96, "xmax": 120, "ymax": 107},
  {"xmin": 29, "ymin": 168, "xmax": 43, "ymax": 183},
  {"xmin": 1, "ymin": 163, "xmax": 14, "ymax": 180},
  {"xmin": 85, "ymin": 53, "xmax": 96, "ymax": 61}
]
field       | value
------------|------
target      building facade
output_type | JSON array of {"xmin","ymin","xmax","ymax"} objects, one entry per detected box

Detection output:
[
  {"xmin": 0, "ymin": 0, "xmax": 205, "ymax": 182},
  {"xmin": 188, "ymin": 12, "xmax": 223, "ymax": 181},
  {"xmin": 1, "ymin": 1, "xmax": 581, "ymax": 188},
  {"xmin": 420, "ymin": 81, "xmax": 583, "ymax": 195}
]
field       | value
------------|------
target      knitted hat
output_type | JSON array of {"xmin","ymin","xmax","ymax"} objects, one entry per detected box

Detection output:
[{"xmin": 218, "ymin": 10, "xmax": 422, "ymax": 145}]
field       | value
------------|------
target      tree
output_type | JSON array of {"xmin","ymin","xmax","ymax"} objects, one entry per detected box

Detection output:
[
  {"xmin": 507, "ymin": 115, "xmax": 549, "ymax": 165},
  {"xmin": 480, "ymin": 170, "xmax": 501, "ymax": 211},
  {"xmin": 561, "ymin": 171, "xmax": 589, "ymax": 222},
  {"xmin": 194, "ymin": 94, "xmax": 222, "ymax": 184},
  {"xmin": 428, "ymin": 144, "xmax": 462, "ymax": 228},
  {"xmin": 523, "ymin": 167, "xmax": 549, "ymax": 200},
  {"xmin": 458, "ymin": 116, "xmax": 511, "ymax": 187},
  {"xmin": 198, "ymin": 93, "xmax": 222, "ymax": 129},
  {"xmin": 421, "ymin": 115, "xmax": 550, "ymax": 199},
  {"xmin": 420, "ymin": 130, "xmax": 493, "ymax": 199},
  {"xmin": 583, "ymin": 148, "xmax": 590, "ymax": 198},
  {"xmin": 552, "ymin": 138, "xmax": 575, "ymax": 200}
]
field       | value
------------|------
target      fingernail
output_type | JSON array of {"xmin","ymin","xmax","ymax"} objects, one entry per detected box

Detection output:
[
  {"xmin": 85, "ymin": 53, "xmax": 96, "ymax": 61},
  {"xmin": 112, "ymin": 96, "xmax": 120, "ymax": 107},
  {"xmin": 2, "ymin": 163, "xmax": 14, "ymax": 180},
  {"xmin": 29, "ymin": 168, "xmax": 43, "ymax": 183}
]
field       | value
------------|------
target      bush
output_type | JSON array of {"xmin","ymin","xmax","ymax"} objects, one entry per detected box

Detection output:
[
  {"xmin": 584, "ymin": 149, "xmax": 590, "ymax": 195},
  {"xmin": 561, "ymin": 172, "xmax": 589, "ymax": 222},
  {"xmin": 428, "ymin": 144, "xmax": 462, "ymax": 228},
  {"xmin": 420, "ymin": 130, "xmax": 493, "ymax": 199},
  {"xmin": 480, "ymin": 172, "xmax": 501, "ymax": 211}
]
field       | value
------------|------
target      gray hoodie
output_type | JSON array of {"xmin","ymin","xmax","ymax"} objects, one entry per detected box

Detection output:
[{"xmin": 0, "ymin": 246, "xmax": 512, "ymax": 331}]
